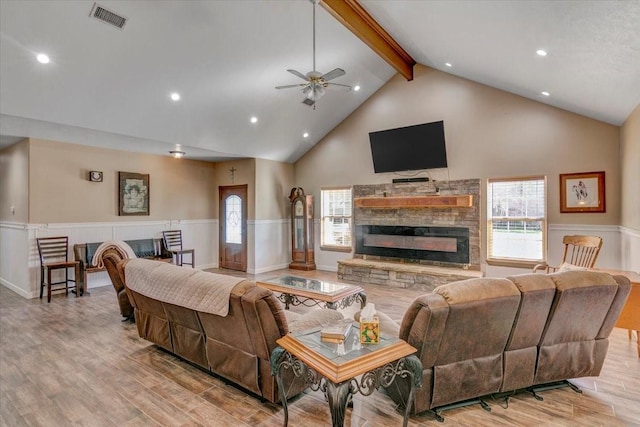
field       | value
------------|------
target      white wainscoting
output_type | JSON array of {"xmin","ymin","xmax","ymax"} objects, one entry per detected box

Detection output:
[
  {"xmin": 249, "ymin": 218, "xmax": 351, "ymax": 274},
  {"xmin": 620, "ymin": 226, "xmax": 640, "ymax": 272},
  {"xmin": 249, "ymin": 219, "xmax": 290, "ymax": 274},
  {"xmin": 485, "ymin": 224, "xmax": 635, "ymax": 278},
  {"xmin": 547, "ymin": 224, "xmax": 621, "ymax": 269},
  {"xmin": 4, "ymin": 221, "xmax": 637, "ymax": 298},
  {"xmin": 0, "ymin": 223, "xmax": 31, "ymax": 298},
  {"xmin": 1, "ymin": 219, "xmax": 218, "ymax": 298}
]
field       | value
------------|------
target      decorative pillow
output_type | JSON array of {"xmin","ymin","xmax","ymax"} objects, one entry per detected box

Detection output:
[{"xmin": 557, "ymin": 262, "xmax": 588, "ymax": 272}]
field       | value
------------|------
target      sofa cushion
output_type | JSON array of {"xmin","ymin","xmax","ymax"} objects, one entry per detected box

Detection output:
[{"xmin": 432, "ymin": 278, "xmax": 521, "ymax": 365}]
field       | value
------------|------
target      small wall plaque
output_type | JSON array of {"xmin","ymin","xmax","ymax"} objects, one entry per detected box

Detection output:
[{"xmin": 89, "ymin": 171, "xmax": 103, "ymax": 182}]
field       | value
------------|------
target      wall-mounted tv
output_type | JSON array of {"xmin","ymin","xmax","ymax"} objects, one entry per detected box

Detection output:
[{"xmin": 369, "ymin": 120, "xmax": 447, "ymax": 173}]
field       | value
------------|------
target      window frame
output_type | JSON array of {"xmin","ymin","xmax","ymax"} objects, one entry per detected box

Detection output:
[
  {"xmin": 486, "ymin": 176, "xmax": 547, "ymax": 268},
  {"xmin": 320, "ymin": 186, "xmax": 353, "ymax": 252}
]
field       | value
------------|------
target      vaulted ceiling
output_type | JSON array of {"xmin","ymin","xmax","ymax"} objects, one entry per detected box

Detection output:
[{"xmin": 1, "ymin": 1, "xmax": 639, "ymax": 162}]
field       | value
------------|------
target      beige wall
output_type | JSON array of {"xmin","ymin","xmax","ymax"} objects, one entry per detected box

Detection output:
[
  {"xmin": 0, "ymin": 139, "xmax": 29, "ymax": 223},
  {"xmin": 620, "ymin": 104, "xmax": 640, "ymax": 230},
  {"xmin": 27, "ymin": 138, "xmax": 218, "ymax": 223},
  {"xmin": 295, "ymin": 65, "xmax": 621, "ymax": 226},
  {"xmin": 214, "ymin": 158, "xmax": 256, "ymax": 220},
  {"xmin": 255, "ymin": 158, "xmax": 294, "ymax": 220}
]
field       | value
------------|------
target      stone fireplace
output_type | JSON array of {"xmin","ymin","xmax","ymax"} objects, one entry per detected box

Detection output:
[{"xmin": 338, "ymin": 179, "xmax": 482, "ymax": 291}]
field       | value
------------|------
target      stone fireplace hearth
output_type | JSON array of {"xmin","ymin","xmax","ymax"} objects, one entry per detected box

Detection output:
[{"xmin": 338, "ymin": 179, "xmax": 482, "ymax": 291}]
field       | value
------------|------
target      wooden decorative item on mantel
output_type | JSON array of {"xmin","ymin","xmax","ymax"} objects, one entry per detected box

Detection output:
[{"xmin": 354, "ymin": 195, "xmax": 473, "ymax": 209}]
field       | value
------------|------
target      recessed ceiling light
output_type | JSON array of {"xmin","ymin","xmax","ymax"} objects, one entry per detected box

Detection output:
[
  {"xmin": 36, "ymin": 53, "xmax": 50, "ymax": 64},
  {"xmin": 303, "ymin": 132, "xmax": 309, "ymax": 138},
  {"xmin": 170, "ymin": 92, "xmax": 180, "ymax": 101},
  {"xmin": 541, "ymin": 91, "xmax": 550, "ymax": 96},
  {"xmin": 536, "ymin": 49, "xmax": 547, "ymax": 57},
  {"xmin": 445, "ymin": 62, "xmax": 452, "ymax": 67},
  {"xmin": 250, "ymin": 116, "xmax": 258, "ymax": 124},
  {"xmin": 353, "ymin": 85, "xmax": 361, "ymax": 91}
]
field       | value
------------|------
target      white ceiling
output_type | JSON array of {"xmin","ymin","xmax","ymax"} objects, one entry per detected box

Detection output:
[{"xmin": 1, "ymin": 1, "xmax": 639, "ymax": 162}]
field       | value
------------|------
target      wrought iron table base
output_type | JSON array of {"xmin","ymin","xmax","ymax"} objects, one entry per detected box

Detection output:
[
  {"xmin": 271, "ymin": 348, "xmax": 421, "ymax": 427},
  {"xmin": 276, "ymin": 291, "xmax": 367, "ymax": 310}
]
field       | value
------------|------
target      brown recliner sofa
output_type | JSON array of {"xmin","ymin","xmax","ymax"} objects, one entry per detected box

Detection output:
[
  {"xmin": 114, "ymin": 258, "xmax": 343, "ymax": 404},
  {"xmin": 384, "ymin": 270, "xmax": 630, "ymax": 420}
]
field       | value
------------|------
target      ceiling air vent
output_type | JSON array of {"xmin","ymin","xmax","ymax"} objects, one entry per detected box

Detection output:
[{"xmin": 89, "ymin": 3, "xmax": 127, "ymax": 29}]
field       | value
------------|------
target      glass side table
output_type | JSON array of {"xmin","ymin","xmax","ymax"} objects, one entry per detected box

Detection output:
[{"xmin": 271, "ymin": 323, "xmax": 421, "ymax": 427}]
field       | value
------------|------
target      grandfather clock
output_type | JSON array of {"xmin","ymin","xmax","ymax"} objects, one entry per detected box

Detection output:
[{"xmin": 289, "ymin": 187, "xmax": 316, "ymax": 270}]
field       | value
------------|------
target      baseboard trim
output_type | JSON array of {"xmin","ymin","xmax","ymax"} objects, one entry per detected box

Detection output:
[{"xmin": 1, "ymin": 277, "xmax": 33, "ymax": 298}]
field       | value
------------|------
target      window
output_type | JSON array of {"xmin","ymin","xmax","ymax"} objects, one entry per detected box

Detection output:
[
  {"xmin": 487, "ymin": 176, "xmax": 546, "ymax": 265},
  {"xmin": 321, "ymin": 187, "xmax": 352, "ymax": 251},
  {"xmin": 225, "ymin": 195, "xmax": 242, "ymax": 244}
]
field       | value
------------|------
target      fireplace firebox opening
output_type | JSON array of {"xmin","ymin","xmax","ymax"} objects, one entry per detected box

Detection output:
[{"xmin": 355, "ymin": 225, "xmax": 470, "ymax": 264}]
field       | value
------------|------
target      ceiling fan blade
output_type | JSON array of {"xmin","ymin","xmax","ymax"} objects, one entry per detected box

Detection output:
[
  {"xmin": 276, "ymin": 84, "xmax": 306, "ymax": 89},
  {"xmin": 327, "ymin": 82, "xmax": 352, "ymax": 89},
  {"xmin": 321, "ymin": 68, "xmax": 346, "ymax": 81},
  {"xmin": 287, "ymin": 69, "xmax": 309, "ymax": 81}
]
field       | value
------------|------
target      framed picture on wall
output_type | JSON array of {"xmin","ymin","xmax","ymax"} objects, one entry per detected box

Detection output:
[
  {"xmin": 119, "ymin": 172, "xmax": 150, "ymax": 216},
  {"xmin": 559, "ymin": 171, "xmax": 605, "ymax": 213}
]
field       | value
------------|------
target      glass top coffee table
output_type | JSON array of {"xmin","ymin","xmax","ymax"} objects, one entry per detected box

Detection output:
[
  {"xmin": 271, "ymin": 323, "xmax": 421, "ymax": 427},
  {"xmin": 257, "ymin": 275, "xmax": 366, "ymax": 310}
]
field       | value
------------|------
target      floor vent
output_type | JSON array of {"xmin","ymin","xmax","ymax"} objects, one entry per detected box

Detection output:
[{"xmin": 89, "ymin": 3, "xmax": 127, "ymax": 29}]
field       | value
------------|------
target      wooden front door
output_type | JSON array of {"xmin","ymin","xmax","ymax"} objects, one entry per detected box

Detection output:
[{"xmin": 219, "ymin": 185, "xmax": 247, "ymax": 271}]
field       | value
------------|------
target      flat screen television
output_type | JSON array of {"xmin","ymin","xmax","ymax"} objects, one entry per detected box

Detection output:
[{"xmin": 369, "ymin": 120, "xmax": 447, "ymax": 173}]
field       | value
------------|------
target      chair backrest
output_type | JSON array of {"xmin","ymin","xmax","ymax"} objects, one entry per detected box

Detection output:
[
  {"xmin": 36, "ymin": 236, "xmax": 70, "ymax": 265},
  {"xmin": 560, "ymin": 235, "xmax": 603, "ymax": 268},
  {"xmin": 102, "ymin": 249, "xmax": 126, "ymax": 293},
  {"xmin": 162, "ymin": 230, "xmax": 183, "ymax": 251}
]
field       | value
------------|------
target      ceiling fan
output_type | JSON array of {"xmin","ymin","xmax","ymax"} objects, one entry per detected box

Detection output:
[{"xmin": 275, "ymin": 0, "xmax": 352, "ymax": 107}]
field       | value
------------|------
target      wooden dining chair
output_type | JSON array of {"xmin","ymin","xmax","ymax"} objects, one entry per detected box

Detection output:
[
  {"xmin": 162, "ymin": 230, "xmax": 194, "ymax": 268},
  {"xmin": 533, "ymin": 235, "xmax": 603, "ymax": 273},
  {"xmin": 36, "ymin": 236, "xmax": 80, "ymax": 303}
]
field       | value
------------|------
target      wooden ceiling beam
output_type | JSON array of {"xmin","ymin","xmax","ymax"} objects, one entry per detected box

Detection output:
[{"xmin": 320, "ymin": 0, "xmax": 415, "ymax": 81}]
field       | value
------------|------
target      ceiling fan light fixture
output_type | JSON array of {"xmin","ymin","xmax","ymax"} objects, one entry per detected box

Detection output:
[{"xmin": 306, "ymin": 85, "xmax": 325, "ymax": 101}]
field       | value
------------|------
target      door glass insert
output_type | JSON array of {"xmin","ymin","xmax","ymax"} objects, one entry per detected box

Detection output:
[{"xmin": 225, "ymin": 195, "xmax": 242, "ymax": 244}]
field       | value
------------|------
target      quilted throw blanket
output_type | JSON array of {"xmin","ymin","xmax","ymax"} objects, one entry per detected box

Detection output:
[
  {"xmin": 124, "ymin": 258, "xmax": 245, "ymax": 316},
  {"xmin": 91, "ymin": 240, "xmax": 137, "ymax": 269}
]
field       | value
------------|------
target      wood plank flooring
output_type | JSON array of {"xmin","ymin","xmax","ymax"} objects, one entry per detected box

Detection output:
[{"xmin": 1, "ymin": 268, "xmax": 639, "ymax": 426}]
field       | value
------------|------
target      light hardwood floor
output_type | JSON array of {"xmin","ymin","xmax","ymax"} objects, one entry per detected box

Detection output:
[{"xmin": 1, "ymin": 268, "xmax": 639, "ymax": 426}]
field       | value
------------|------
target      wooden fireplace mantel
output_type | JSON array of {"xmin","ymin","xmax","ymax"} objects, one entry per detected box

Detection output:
[{"xmin": 354, "ymin": 195, "xmax": 473, "ymax": 209}]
